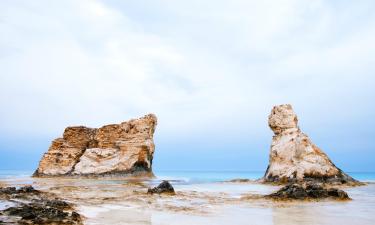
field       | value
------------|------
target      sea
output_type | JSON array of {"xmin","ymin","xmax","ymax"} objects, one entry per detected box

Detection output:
[
  {"xmin": 1, "ymin": 170, "xmax": 375, "ymax": 225},
  {"xmin": 1, "ymin": 170, "xmax": 375, "ymax": 183}
]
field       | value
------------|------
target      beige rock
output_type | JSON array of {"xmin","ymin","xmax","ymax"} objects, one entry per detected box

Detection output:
[
  {"xmin": 263, "ymin": 104, "xmax": 357, "ymax": 184},
  {"xmin": 34, "ymin": 114, "xmax": 157, "ymax": 177}
]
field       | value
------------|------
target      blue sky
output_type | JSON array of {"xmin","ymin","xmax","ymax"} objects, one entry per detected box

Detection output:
[{"xmin": 0, "ymin": 0, "xmax": 374, "ymax": 172}]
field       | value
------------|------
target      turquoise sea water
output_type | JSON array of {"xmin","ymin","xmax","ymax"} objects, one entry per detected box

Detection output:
[{"xmin": 1, "ymin": 170, "xmax": 375, "ymax": 183}]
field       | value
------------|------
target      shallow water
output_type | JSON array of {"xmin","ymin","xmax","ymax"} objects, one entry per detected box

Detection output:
[{"xmin": 1, "ymin": 170, "xmax": 375, "ymax": 225}]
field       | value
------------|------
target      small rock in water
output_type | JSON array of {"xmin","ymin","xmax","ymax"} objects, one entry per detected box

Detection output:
[
  {"xmin": 148, "ymin": 181, "xmax": 175, "ymax": 194},
  {"xmin": 267, "ymin": 182, "xmax": 350, "ymax": 200},
  {"xmin": 0, "ymin": 186, "xmax": 39, "ymax": 196},
  {"xmin": 18, "ymin": 185, "xmax": 39, "ymax": 193}
]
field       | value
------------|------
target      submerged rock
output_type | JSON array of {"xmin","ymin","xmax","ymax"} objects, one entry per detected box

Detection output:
[
  {"xmin": 0, "ymin": 187, "xmax": 17, "ymax": 195},
  {"xmin": 33, "ymin": 114, "xmax": 157, "ymax": 177},
  {"xmin": 0, "ymin": 185, "xmax": 39, "ymax": 196},
  {"xmin": 266, "ymin": 182, "xmax": 350, "ymax": 200},
  {"xmin": 227, "ymin": 179, "xmax": 252, "ymax": 183},
  {"xmin": 148, "ymin": 181, "xmax": 175, "ymax": 194},
  {"xmin": 0, "ymin": 186, "xmax": 82, "ymax": 225},
  {"xmin": 263, "ymin": 104, "xmax": 358, "ymax": 184}
]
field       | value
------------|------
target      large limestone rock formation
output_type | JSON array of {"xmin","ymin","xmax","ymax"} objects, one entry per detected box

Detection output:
[
  {"xmin": 34, "ymin": 114, "xmax": 157, "ymax": 177},
  {"xmin": 263, "ymin": 104, "xmax": 357, "ymax": 184}
]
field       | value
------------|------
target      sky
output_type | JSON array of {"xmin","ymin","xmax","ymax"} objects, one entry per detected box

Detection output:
[{"xmin": 0, "ymin": 0, "xmax": 374, "ymax": 172}]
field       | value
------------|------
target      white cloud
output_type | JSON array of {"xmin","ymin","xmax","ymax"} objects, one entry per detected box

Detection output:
[{"xmin": 0, "ymin": 0, "xmax": 374, "ymax": 144}]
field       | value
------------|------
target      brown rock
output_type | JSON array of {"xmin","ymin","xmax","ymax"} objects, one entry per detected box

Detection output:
[
  {"xmin": 263, "ymin": 104, "xmax": 358, "ymax": 184},
  {"xmin": 33, "ymin": 114, "xmax": 157, "ymax": 177}
]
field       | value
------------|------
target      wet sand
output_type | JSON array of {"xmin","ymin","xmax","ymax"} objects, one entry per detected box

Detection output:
[{"xmin": 1, "ymin": 177, "xmax": 375, "ymax": 225}]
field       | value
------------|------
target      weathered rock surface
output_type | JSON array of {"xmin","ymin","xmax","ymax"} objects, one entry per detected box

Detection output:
[
  {"xmin": 0, "ymin": 186, "xmax": 82, "ymax": 224},
  {"xmin": 34, "ymin": 114, "xmax": 157, "ymax": 177},
  {"xmin": 148, "ymin": 181, "xmax": 175, "ymax": 194},
  {"xmin": 263, "ymin": 104, "xmax": 358, "ymax": 184},
  {"xmin": 266, "ymin": 182, "xmax": 350, "ymax": 200}
]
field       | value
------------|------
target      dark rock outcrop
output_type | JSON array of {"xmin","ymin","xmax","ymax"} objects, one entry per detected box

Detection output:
[
  {"xmin": 266, "ymin": 182, "xmax": 350, "ymax": 200},
  {"xmin": 0, "ymin": 186, "xmax": 82, "ymax": 224},
  {"xmin": 148, "ymin": 181, "xmax": 175, "ymax": 194}
]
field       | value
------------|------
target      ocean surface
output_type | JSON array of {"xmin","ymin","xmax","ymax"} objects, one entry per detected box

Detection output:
[
  {"xmin": 1, "ymin": 170, "xmax": 375, "ymax": 225},
  {"xmin": 155, "ymin": 170, "xmax": 375, "ymax": 183},
  {"xmin": 1, "ymin": 170, "xmax": 375, "ymax": 183}
]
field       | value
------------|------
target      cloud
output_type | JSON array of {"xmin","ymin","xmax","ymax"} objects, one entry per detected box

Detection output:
[
  {"xmin": 0, "ymin": 0, "xmax": 374, "ymax": 159},
  {"xmin": 0, "ymin": 0, "xmax": 188, "ymax": 136}
]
